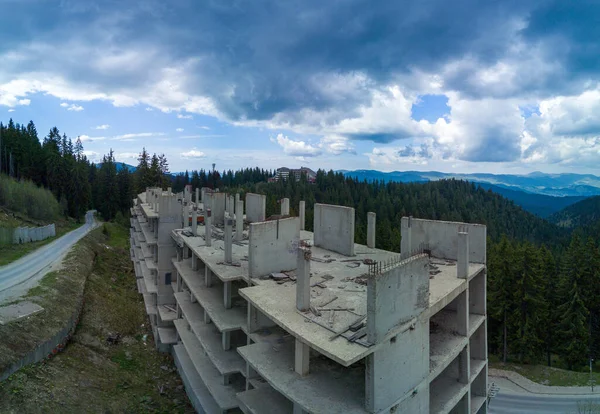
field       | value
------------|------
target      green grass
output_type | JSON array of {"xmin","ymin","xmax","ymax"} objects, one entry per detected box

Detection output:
[
  {"xmin": 0, "ymin": 222, "xmax": 194, "ymax": 413},
  {"xmin": 491, "ymin": 361, "xmax": 600, "ymax": 387},
  {"xmin": 0, "ymin": 219, "xmax": 82, "ymax": 266}
]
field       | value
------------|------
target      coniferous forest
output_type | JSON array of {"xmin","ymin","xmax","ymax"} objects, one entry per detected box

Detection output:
[{"xmin": 2, "ymin": 118, "xmax": 599, "ymax": 372}]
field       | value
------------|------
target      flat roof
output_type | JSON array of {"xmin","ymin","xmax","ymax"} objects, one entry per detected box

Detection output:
[{"xmin": 240, "ymin": 231, "xmax": 485, "ymax": 366}]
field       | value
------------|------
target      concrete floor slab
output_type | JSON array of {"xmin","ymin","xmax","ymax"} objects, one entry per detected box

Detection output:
[{"xmin": 0, "ymin": 301, "xmax": 44, "ymax": 325}]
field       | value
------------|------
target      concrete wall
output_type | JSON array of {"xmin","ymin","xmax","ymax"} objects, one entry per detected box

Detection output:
[
  {"xmin": 245, "ymin": 193, "xmax": 266, "ymax": 223},
  {"xmin": 157, "ymin": 194, "xmax": 181, "ymax": 305},
  {"xmin": 248, "ymin": 217, "xmax": 300, "ymax": 279},
  {"xmin": 10, "ymin": 224, "xmax": 56, "ymax": 244},
  {"xmin": 365, "ymin": 321, "xmax": 429, "ymax": 413},
  {"xmin": 366, "ymin": 254, "xmax": 429, "ymax": 343},
  {"xmin": 313, "ymin": 204, "xmax": 355, "ymax": 256},
  {"xmin": 400, "ymin": 217, "xmax": 486, "ymax": 263},
  {"xmin": 206, "ymin": 192, "xmax": 226, "ymax": 225}
]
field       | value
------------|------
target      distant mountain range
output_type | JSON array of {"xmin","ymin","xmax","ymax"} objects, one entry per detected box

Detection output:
[
  {"xmin": 95, "ymin": 162, "xmax": 137, "ymax": 173},
  {"xmin": 341, "ymin": 170, "xmax": 600, "ymax": 217},
  {"xmin": 549, "ymin": 196, "xmax": 600, "ymax": 228}
]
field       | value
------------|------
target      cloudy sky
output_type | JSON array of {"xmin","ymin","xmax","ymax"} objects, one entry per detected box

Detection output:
[{"xmin": 2, "ymin": 0, "xmax": 600, "ymax": 174}]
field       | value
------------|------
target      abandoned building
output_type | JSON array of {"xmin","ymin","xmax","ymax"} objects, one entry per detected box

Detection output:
[{"xmin": 130, "ymin": 185, "xmax": 488, "ymax": 414}]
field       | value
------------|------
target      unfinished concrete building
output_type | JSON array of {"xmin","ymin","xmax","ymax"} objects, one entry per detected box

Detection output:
[{"xmin": 130, "ymin": 189, "xmax": 488, "ymax": 414}]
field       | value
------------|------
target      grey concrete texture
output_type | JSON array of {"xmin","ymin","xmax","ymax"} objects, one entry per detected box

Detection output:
[
  {"xmin": 366, "ymin": 254, "xmax": 429, "ymax": 343},
  {"xmin": 313, "ymin": 203, "xmax": 355, "ymax": 256},
  {"xmin": 401, "ymin": 217, "xmax": 486, "ymax": 263},
  {"xmin": 245, "ymin": 193, "xmax": 266, "ymax": 223},
  {"xmin": 0, "ymin": 301, "xmax": 44, "ymax": 325},
  {"xmin": 12, "ymin": 224, "xmax": 56, "ymax": 244},
  {"xmin": 206, "ymin": 192, "xmax": 226, "ymax": 225},
  {"xmin": 248, "ymin": 217, "xmax": 300, "ymax": 279}
]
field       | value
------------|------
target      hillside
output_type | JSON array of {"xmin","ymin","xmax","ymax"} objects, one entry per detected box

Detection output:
[
  {"xmin": 549, "ymin": 195, "xmax": 600, "ymax": 228},
  {"xmin": 244, "ymin": 173, "xmax": 569, "ymax": 250},
  {"xmin": 342, "ymin": 169, "xmax": 600, "ymax": 197}
]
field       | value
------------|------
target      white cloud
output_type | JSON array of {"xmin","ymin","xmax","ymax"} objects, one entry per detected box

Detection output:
[
  {"xmin": 115, "ymin": 152, "xmax": 139, "ymax": 160},
  {"xmin": 272, "ymin": 134, "xmax": 322, "ymax": 157},
  {"xmin": 60, "ymin": 102, "xmax": 84, "ymax": 111},
  {"xmin": 79, "ymin": 135, "xmax": 106, "ymax": 142},
  {"xmin": 177, "ymin": 114, "xmax": 193, "ymax": 119},
  {"xmin": 319, "ymin": 135, "xmax": 356, "ymax": 155},
  {"xmin": 18, "ymin": 99, "xmax": 30, "ymax": 105},
  {"xmin": 181, "ymin": 149, "xmax": 206, "ymax": 159},
  {"xmin": 145, "ymin": 107, "xmax": 154, "ymax": 111},
  {"xmin": 176, "ymin": 128, "xmax": 184, "ymax": 132},
  {"xmin": 8, "ymin": 109, "xmax": 15, "ymax": 113},
  {"xmin": 112, "ymin": 132, "xmax": 165, "ymax": 140},
  {"xmin": 82, "ymin": 150, "xmax": 100, "ymax": 162},
  {"xmin": 198, "ymin": 125, "xmax": 210, "ymax": 130},
  {"xmin": 94, "ymin": 124, "xmax": 110, "ymax": 130}
]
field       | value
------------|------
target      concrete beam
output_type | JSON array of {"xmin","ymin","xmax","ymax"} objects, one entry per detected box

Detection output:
[
  {"xmin": 235, "ymin": 200, "xmax": 244, "ymax": 242},
  {"xmin": 299, "ymin": 201, "xmax": 305, "ymax": 231},
  {"xmin": 205, "ymin": 209, "xmax": 212, "ymax": 247},
  {"xmin": 224, "ymin": 218, "xmax": 233, "ymax": 263},
  {"xmin": 296, "ymin": 247, "xmax": 311, "ymax": 312},
  {"xmin": 191, "ymin": 208, "xmax": 198, "ymax": 236},
  {"xmin": 457, "ymin": 230, "xmax": 469, "ymax": 279},
  {"xmin": 294, "ymin": 338, "xmax": 310, "ymax": 376},
  {"xmin": 281, "ymin": 198, "xmax": 290, "ymax": 216},
  {"xmin": 367, "ymin": 212, "xmax": 376, "ymax": 249}
]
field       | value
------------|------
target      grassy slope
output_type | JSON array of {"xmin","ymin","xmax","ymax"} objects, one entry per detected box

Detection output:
[
  {"xmin": 0, "ymin": 207, "xmax": 83, "ymax": 266},
  {"xmin": 0, "ymin": 223, "xmax": 193, "ymax": 413},
  {"xmin": 490, "ymin": 361, "xmax": 600, "ymax": 387}
]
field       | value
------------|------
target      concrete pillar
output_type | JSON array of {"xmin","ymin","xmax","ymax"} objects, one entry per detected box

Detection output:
[
  {"xmin": 205, "ymin": 267, "xmax": 213, "ymax": 288},
  {"xmin": 367, "ymin": 212, "xmax": 376, "ymax": 249},
  {"xmin": 192, "ymin": 253, "xmax": 198, "ymax": 271},
  {"xmin": 281, "ymin": 198, "xmax": 290, "ymax": 216},
  {"xmin": 224, "ymin": 218, "xmax": 233, "ymax": 263},
  {"xmin": 296, "ymin": 247, "xmax": 311, "ymax": 312},
  {"xmin": 235, "ymin": 193, "xmax": 240, "ymax": 206},
  {"xmin": 205, "ymin": 209, "xmax": 212, "ymax": 247},
  {"xmin": 458, "ymin": 230, "xmax": 469, "ymax": 279},
  {"xmin": 295, "ymin": 338, "xmax": 310, "ymax": 376},
  {"xmin": 222, "ymin": 331, "xmax": 231, "ymax": 351},
  {"xmin": 224, "ymin": 281, "xmax": 232, "ymax": 309},
  {"xmin": 299, "ymin": 201, "xmax": 305, "ymax": 231},
  {"xmin": 191, "ymin": 208, "xmax": 198, "ymax": 236},
  {"xmin": 168, "ymin": 187, "xmax": 172, "ymax": 194},
  {"xmin": 235, "ymin": 200, "xmax": 244, "ymax": 242},
  {"xmin": 204, "ymin": 309, "xmax": 211, "ymax": 324},
  {"xmin": 195, "ymin": 188, "xmax": 199, "ymax": 204}
]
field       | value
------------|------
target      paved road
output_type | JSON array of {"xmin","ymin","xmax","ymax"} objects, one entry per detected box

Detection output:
[
  {"xmin": 490, "ymin": 390, "xmax": 600, "ymax": 413},
  {"xmin": 0, "ymin": 211, "xmax": 97, "ymax": 301}
]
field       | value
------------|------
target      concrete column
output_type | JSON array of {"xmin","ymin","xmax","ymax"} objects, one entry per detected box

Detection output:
[
  {"xmin": 281, "ymin": 198, "xmax": 290, "ymax": 216},
  {"xmin": 204, "ymin": 309, "xmax": 211, "ymax": 324},
  {"xmin": 227, "ymin": 195, "xmax": 235, "ymax": 217},
  {"xmin": 295, "ymin": 338, "xmax": 310, "ymax": 376},
  {"xmin": 296, "ymin": 247, "xmax": 311, "ymax": 312},
  {"xmin": 191, "ymin": 208, "xmax": 198, "ymax": 236},
  {"xmin": 195, "ymin": 188, "xmax": 199, "ymax": 204},
  {"xmin": 235, "ymin": 193, "xmax": 240, "ymax": 206},
  {"xmin": 235, "ymin": 200, "xmax": 244, "ymax": 242},
  {"xmin": 222, "ymin": 331, "xmax": 231, "ymax": 351},
  {"xmin": 458, "ymin": 230, "xmax": 469, "ymax": 279},
  {"xmin": 224, "ymin": 281, "xmax": 232, "ymax": 309},
  {"xmin": 367, "ymin": 212, "xmax": 376, "ymax": 249},
  {"xmin": 224, "ymin": 218, "xmax": 233, "ymax": 263},
  {"xmin": 191, "ymin": 253, "xmax": 198, "ymax": 271},
  {"xmin": 168, "ymin": 187, "xmax": 172, "ymax": 194},
  {"xmin": 205, "ymin": 209, "xmax": 212, "ymax": 247},
  {"xmin": 299, "ymin": 201, "xmax": 305, "ymax": 231},
  {"xmin": 205, "ymin": 267, "xmax": 213, "ymax": 288}
]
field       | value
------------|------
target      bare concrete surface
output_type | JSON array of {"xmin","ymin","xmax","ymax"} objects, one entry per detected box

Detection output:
[
  {"xmin": 0, "ymin": 301, "xmax": 44, "ymax": 325},
  {"xmin": 0, "ymin": 210, "xmax": 97, "ymax": 304}
]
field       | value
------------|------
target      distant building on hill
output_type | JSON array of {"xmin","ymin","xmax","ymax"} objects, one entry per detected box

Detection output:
[{"xmin": 268, "ymin": 166, "xmax": 317, "ymax": 183}]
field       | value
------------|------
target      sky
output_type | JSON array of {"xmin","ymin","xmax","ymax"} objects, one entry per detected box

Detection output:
[{"xmin": 2, "ymin": 0, "xmax": 600, "ymax": 175}]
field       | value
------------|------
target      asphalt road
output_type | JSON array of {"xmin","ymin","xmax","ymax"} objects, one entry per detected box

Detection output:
[
  {"xmin": 0, "ymin": 211, "xmax": 97, "ymax": 300},
  {"xmin": 489, "ymin": 391, "xmax": 600, "ymax": 413}
]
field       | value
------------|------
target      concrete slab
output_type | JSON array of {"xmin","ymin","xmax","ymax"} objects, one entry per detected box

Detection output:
[
  {"xmin": 237, "ymin": 340, "xmax": 368, "ymax": 414},
  {"xmin": 430, "ymin": 375, "xmax": 469, "ymax": 414},
  {"xmin": 174, "ymin": 319, "xmax": 244, "ymax": 411},
  {"xmin": 0, "ymin": 301, "xmax": 44, "ymax": 325},
  {"xmin": 236, "ymin": 385, "xmax": 293, "ymax": 414},
  {"xmin": 173, "ymin": 343, "xmax": 222, "ymax": 414}
]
